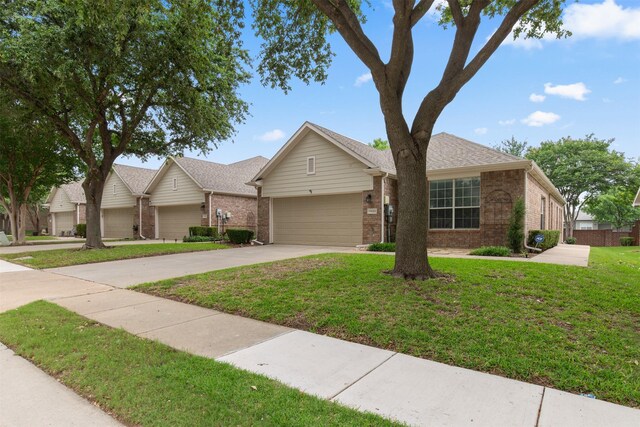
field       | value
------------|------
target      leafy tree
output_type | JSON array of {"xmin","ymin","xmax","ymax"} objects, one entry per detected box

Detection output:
[
  {"xmin": 526, "ymin": 135, "xmax": 629, "ymax": 237},
  {"xmin": 252, "ymin": 0, "xmax": 568, "ymax": 278},
  {"xmin": 584, "ymin": 164, "xmax": 640, "ymax": 231},
  {"xmin": 494, "ymin": 136, "xmax": 528, "ymax": 158},
  {"xmin": 506, "ymin": 197, "xmax": 525, "ymax": 253},
  {"xmin": 369, "ymin": 138, "xmax": 390, "ymax": 150},
  {"xmin": 0, "ymin": 91, "xmax": 78, "ymax": 245},
  {"xmin": 0, "ymin": 0, "xmax": 249, "ymax": 248}
]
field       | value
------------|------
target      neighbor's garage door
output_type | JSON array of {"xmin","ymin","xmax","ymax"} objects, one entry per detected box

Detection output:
[
  {"xmin": 157, "ymin": 204, "xmax": 201, "ymax": 240},
  {"xmin": 54, "ymin": 211, "xmax": 74, "ymax": 235},
  {"xmin": 103, "ymin": 208, "xmax": 133, "ymax": 238},
  {"xmin": 272, "ymin": 193, "xmax": 362, "ymax": 246}
]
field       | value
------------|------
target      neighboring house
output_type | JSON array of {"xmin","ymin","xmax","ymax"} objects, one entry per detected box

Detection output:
[
  {"xmin": 46, "ymin": 181, "xmax": 86, "ymax": 236},
  {"xmin": 101, "ymin": 164, "xmax": 157, "ymax": 239},
  {"xmin": 574, "ymin": 211, "xmax": 632, "ymax": 232},
  {"xmin": 249, "ymin": 122, "xmax": 565, "ymax": 248},
  {"xmin": 144, "ymin": 156, "xmax": 268, "ymax": 240},
  {"xmin": 634, "ymin": 187, "xmax": 640, "ymax": 207}
]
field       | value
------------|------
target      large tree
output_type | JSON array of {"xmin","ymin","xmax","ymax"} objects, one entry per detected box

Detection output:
[
  {"xmin": 526, "ymin": 135, "xmax": 629, "ymax": 237},
  {"xmin": 494, "ymin": 136, "xmax": 528, "ymax": 158},
  {"xmin": 0, "ymin": 91, "xmax": 78, "ymax": 245},
  {"xmin": 584, "ymin": 163, "xmax": 640, "ymax": 231},
  {"xmin": 252, "ymin": 0, "xmax": 568, "ymax": 278},
  {"xmin": 0, "ymin": 0, "xmax": 249, "ymax": 248}
]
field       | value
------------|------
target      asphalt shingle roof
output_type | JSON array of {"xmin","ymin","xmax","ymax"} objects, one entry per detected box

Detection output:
[
  {"xmin": 61, "ymin": 181, "xmax": 86, "ymax": 203},
  {"xmin": 309, "ymin": 123, "xmax": 522, "ymax": 174},
  {"xmin": 113, "ymin": 164, "xmax": 156, "ymax": 195},
  {"xmin": 174, "ymin": 156, "xmax": 269, "ymax": 196}
]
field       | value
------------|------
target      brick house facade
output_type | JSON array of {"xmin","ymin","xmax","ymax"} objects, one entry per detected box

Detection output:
[{"xmin": 202, "ymin": 193, "xmax": 258, "ymax": 233}]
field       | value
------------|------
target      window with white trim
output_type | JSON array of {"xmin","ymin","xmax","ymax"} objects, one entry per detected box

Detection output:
[
  {"xmin": 172, "ymin": 177, "xmax": 178, "ymax": 191},
  {"xmin": 306, "ymin": 156, "xmax": 316, "ymax": 175},
  {"xmin": 112, "ymin": 184, "xmax": 116, "ymax": 195},
  {"xmin": 540, "ymin": 196, "xmax": 546, "ymax": 230},
  {"xmin": 429, "ymin": 177, "xmax": 480, "ymax": 229}
]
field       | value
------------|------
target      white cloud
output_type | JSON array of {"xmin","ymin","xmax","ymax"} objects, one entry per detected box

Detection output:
[
  {"xmin": 564, "ymin": 0, "xmax": 640, "ymax": 41},
  {"xmin": 255, "ymin": 129, "xmax": 285, "ymax": 142},
  {"xmin": 529, "ymin": 93, "xmax": 546, "ymax": 103},
  {"xmin": 474, "ymin": 127, "xmax": 488, "ymax": 135},
  {"xmin": 498, "ymin": 119, "xmax": 516, "ymax": 126},
  {"xmin": 521, "ymin": 111, "xmax": 561, "ymax": 127},
  {"xmin": 544, "ymin": 82, "xmax": 591, "ymax": 101},
  {"xmin": 354, "ymin": 72, "xmax": 372, "ymax": 87},
  {"xmin": 613, "ymin": 77, "xmax": 627, "ymax": 84}
]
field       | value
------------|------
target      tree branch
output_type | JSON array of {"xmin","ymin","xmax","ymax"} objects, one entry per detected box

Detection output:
[
  {"xmin": 446, "ymin": 0, "xmax": 464, "ymax": 28},
  {"xmin": 410, "ymin": 0, "xmax": 436, "ymax": 27}
]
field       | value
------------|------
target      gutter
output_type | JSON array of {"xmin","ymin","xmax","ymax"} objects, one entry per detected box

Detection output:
[
  {"xmin": 138, "ymin": 197, "xmax": 147, "ymax": 240},
  {"xmin": 208, "ymin": 192, "xmax": 212, "ymax": 227}
]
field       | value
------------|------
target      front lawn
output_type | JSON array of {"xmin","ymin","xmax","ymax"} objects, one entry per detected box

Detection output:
[
  {"xmin": 134, "ymin": 247, "xmax": 640, "ymax": 407},
  {"xmin": 7, "ymin": 235, "xmax": 59, "ymax": 241},
  {"xmin": 0, "ymin": 242, "xmax": 227, "ymax": 268},
  {"xmin": 0, "ymin": 302, "xmax": 394, "ymax": 426}
]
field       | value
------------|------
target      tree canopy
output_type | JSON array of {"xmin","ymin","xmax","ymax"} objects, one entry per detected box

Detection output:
[
  {"xmin": 584, "ymin": 163, "xmax": 640, "ymax": 230},
  {"xmin": 526, "ymin": 135, "xmax": 630, "ymax": 236},
  {"xmin": 369, "ymin": 138, "xmax": 390, "ymax": 151},
  {"xmin": 494, "ymin": 136, "xmax": 528, "ymax": 158},
  {"xmin": 0, "ymin": 0, "xmax": 250, "ymax": 248}
]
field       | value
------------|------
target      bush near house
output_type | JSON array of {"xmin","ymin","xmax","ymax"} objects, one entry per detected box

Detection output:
[
  {"xmin": 527, "ymin": 230, "xmax": 560, "ymax": 251},
  {"xmin": 226, "ymin": 229, "xmax": 254, "ymax": 244},
  {"xmin": 75, "ymin": 223, "xmax": 86, "ymax": 238},
  {"xmin": 506, "ymin": 198, "xmax": 525, "ymax": 253},
  {"xmin": 565, "ymin": 236, "xmax": 577, "ymax": 244},
  {"xmin": 368, "ymin": 242, "xmax": 396, "ymax": 252},
  {"xmin": 189, "ymin": 226, "xmax": 219, "ymax": 238},
  {"xmin": 620, "ymin": 237, "xmax": 634, "ymax": 246},
  {"xmin": 183, "ymin": 235, "xmax": 218, "ymax": 243},
  {"xmin": 469, "ymin": 246, "xmax": 511, "ymax": 257}
]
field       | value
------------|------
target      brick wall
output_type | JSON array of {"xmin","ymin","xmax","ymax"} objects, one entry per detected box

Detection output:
[
  {"xmin": 525, "ymin": 173, "xmax": 563, "ymax": 233},
  {"xmin": 384, "ymin": 177, "xmax": 398, "ymax": 242},
  {"xmin": 256, "ymin": 187, "xmax": 270, "ymax": 243},
  {"xmin": 632, "ymin": 221, "xmax": 640, "ymax": 246},
  {"xmin": 77, "ymin": 204, "xmax": 86, "ymax": 224},
  {"xmin": 480, "ymin": 169, "xmax": 525, "ymax": 247},
  {"xmin": 362, "ymin": 176, "xmax": 383, "ymax": 244},
  {"xmin": 205, "ymin": 193, "xmax": 258, "ymax": 234},
  {"xmin": 572, "ymin": 229, "xmax": 633, "ymax": 246},
  {"xmin": 134, "ymin": 197, "xmax": 155, "ymax": 239}
]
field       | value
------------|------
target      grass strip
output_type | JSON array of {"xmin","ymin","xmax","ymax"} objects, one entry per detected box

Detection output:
[
  {"xmin": 134, "ymin": 247, "xmax": 640, "ymax": 408},
  {"xmin": 0, "ymin": 301, "xmax": 396, "ymax": 426},
  {"xmin": 0, "ymin": 242, "xmax": 228, "ymax": 268}
]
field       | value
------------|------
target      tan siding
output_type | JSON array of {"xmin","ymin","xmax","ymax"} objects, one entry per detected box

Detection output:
[
  {"xmin": 102, "ymin": 173, "xmax": 136, "ymax": 209},
  {"xmin": 102, "ymin": 208, "xmax": 134, "ymax": 238},
  {"xmin": 262, "ymin": 133, "xmax": 373, "ymax": 197},
  {"xmin": 150, "ymin": 163, "xmax": 204, "ymax": 206},
  {"xmin": 49, "ymin": 188, "xmax": 75, "ymax": 212},
  {"xmin": 272, "ymin": 194, "xmax": 362, "ymax": 246}
]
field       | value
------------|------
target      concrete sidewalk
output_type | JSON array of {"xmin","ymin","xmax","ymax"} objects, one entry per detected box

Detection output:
[
  {"xmin": 0, "ymin": 342, "xmax": 122, "ymax": 426},
  {"xmin": 530, "ymin": 243, "xmax": 591, "ymax": 267}
]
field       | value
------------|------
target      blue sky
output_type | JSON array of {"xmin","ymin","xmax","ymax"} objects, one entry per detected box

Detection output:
[{"xmin": 120, "ymin": 0, "xmax": 640, "ymax": 170}]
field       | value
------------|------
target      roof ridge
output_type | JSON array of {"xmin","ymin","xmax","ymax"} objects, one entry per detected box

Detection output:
[
  {"xmin": 114, "ymin": 163, "xmax": 157, "ymax": 172},
  {"xmin": 434, "ymin": 132, "xmax": 524, "ymax": 161}
]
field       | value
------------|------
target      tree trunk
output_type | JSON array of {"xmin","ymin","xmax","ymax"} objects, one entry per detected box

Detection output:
[
  {"xmin": 17, "ymin": 204, "xmax": 27, "ymax": 243},
  {"xmin": 565, "ymin": 205, "xmax": 575, "ymax": 238},
  {"xmin": 82, "ymin": 174, "xmax": 107, "ymax": 249},
  {"xmin": 391, "ymin": 139, "xmax": 436, "ymax": 279}
]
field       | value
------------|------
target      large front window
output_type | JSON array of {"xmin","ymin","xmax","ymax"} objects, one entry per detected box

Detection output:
[{"xmin": 429, "ymin": 177, "xmax": 480, "ymax": 229}]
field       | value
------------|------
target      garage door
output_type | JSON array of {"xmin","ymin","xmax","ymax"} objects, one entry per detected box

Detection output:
[
  {"xmin": 54, "ymin": 211, "xmax": 74, "ymax": 235},
  {"xmin": 273, "ymin": 194, "xmax": 363, "ymax": 246},
  {"xmin": 103, "ymin": 208, "xmax": 134, "ymax": 238},
  {"xmin": 157, "ymin": 204, "xmax": 201, "ymax": 240}
]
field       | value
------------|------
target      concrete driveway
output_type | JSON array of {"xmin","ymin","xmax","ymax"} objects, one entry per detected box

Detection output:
[{"xmin": 47, "ymin": 244, "xmax": 352, "ymax": 287}]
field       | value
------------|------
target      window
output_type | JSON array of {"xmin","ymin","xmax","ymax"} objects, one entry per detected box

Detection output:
[
  {"xmin": 429, "ymin": 177, "xmax": 480, "ymax": 229},
  {"xmin": 540, "ymin": 196, "xmax": 546, "ymax": 230},
  {"xmin": 112, "ymin": 184, "xmax": 116, "ymax": 195},
  {"xmin": 172, "ymin": 177, "xmax": 178, "ymax": 191},
  {"xmin": 306, "ymin": 156, "xmax": 316, "ymax": 175}
]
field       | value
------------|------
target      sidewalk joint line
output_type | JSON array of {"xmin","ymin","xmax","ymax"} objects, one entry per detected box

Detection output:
[
  {"xmin": 535, "ymin": 387, "xmax": 546, "ymax": 427},
  {"xmin": 48, "ymin": 289, "xmax": 115, "ymax": 302},
  {"xmin": 328, "ymin": 352, "xmax": 398, "ymax": 401},
  {"xmin": 134, "ymin": 313, "xmax": 221, "ymax": 335},
  {"xmin": 79, "ymin": 297, "xmax": 165, "ymax": 316},
  {"xmin": 215, "ymin": 330, "xmax": 295, "ymax": 360}
]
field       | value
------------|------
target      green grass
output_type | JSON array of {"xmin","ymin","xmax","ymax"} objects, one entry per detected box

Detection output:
[
  {"xmin": 0, "ymin": 302, "xmax": 395, "ymax": 426},
  {"xmin": 0, "ymin": 242, "xmax": 228, "ymax": 268},
  {"xmin": 134, "ymin": 247, "xmax": 640, "ymax": 408},
  {"xmin": 7, "ymin": 235, "xmax": 58, "ymax": 241}
]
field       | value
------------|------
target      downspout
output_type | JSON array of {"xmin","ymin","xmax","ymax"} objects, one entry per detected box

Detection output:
[
  {"xmin": 76, "ymin": 204, "xmax": 80, "ymax": 224},
  {"xmin": 380, "ymin": 173, "xmax": 388, "ymax": 243},
  {"xmin": 138, "ymin": 197, "xmax": 147, "ymax": 240},
  {"xmin": 208, "ymin": 192, "xmax": 212, "ymax": 227},
  {"xmin": 523, "ymin": 169, "xmax": 541, "ymax": 253}
]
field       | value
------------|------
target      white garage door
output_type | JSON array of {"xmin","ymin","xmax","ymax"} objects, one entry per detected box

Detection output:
[
  {"xmin": 273, "ymin": 194, "xmax": 363, "ymax": 246},
  {"xmin": 103, "ymin": 208, "xmax": 134, "ymax": 238},
  {"xmin": 157, "ymin": 205, "xmax": 201, "ymax": 240},
  {"xmin": 54, "ymin": 211, "xmax": 74, "ymax": 235}
]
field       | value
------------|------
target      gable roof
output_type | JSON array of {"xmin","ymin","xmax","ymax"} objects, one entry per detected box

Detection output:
[
  {"xmin": 46, "ymin": 180, "xmax": 86, "ymax": 204},
  {"xmin": 146, "ymin": 155, "xmax": 269, "ymax": 197},
  {"xmin": 250, "ymin": 122, "xmax": 564, "ymax": 203},
  {"xmin": 634, "ymin": 187, "xmax": 640, "ymax": 207},
  {"xmin": 112, "ymin": 164, "xmax": 157, "ymax": 196}
]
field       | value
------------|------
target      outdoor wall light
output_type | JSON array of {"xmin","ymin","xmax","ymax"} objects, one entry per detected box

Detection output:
[{"xmin": 365, "ymin": 193, "xmax": 373, "ymax": 204}]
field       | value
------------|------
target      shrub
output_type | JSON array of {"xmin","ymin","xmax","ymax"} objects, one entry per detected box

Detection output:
[
  {"xmin": 75, "ymin": 223, "xmax": 86, "ymax": 238},
  {"xmin": 620, "ymin": 237, "xmax": 634, "ymax": 246},
  {"xmin": 565, "ymin": 236, "xmax": 577, "ymax": 244},
  {"xmin": 188, "ymin": 226, "xmax": 218, "ymax": 238},
  {"xmin": 183, "ymin": 235, "xmax": 217, "ymax": 243},
  {"xmin": 506, "ymin": 198, "xmax": 525, "ymax": 253},
  {"xmin": 527, "ymin": 230, "xmax": 560, "ymax": 251},
  {"xmin": 226, "ymin": 229, "xmax": 254, "ymax": 244},
  {"xmin": 469, "ymin": 246, "xmax": 511, "ymax": 257},
  {"xmin": 368, "ymin": 242, "xmax": 396, "ymax": 252}
]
